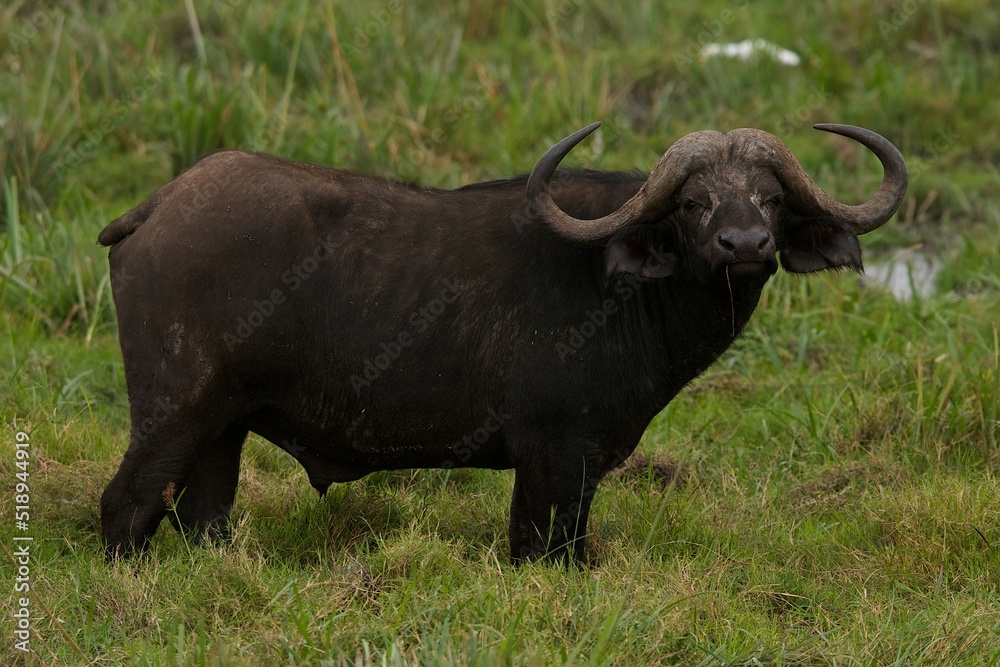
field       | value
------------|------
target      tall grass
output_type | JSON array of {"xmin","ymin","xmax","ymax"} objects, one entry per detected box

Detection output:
[{"xmin": 1, "ymin": 1, "xmax": 998, "ymax": 665}]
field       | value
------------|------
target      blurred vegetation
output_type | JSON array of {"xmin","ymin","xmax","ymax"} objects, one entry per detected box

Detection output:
[
  {"xmin": 1, "ymin": 1, "xmax": 998, "ymax": 665},
  {"xmin": 2, "ymin": 1, "xmax": 998, "ymax": 334}
]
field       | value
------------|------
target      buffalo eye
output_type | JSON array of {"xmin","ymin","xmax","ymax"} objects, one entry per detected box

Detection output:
[
  {"xmin": 766, "ymin": 194, "xmax": 784, "ymax": 208},
  {"xmin": 681, "ymin": 198, "xmax": 701, "ymax": 213}
]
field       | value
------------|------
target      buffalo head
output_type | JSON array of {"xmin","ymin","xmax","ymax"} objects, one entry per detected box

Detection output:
[{"xmin": 528, "ymin": 122, "xmax": 908, "ymax": 287}]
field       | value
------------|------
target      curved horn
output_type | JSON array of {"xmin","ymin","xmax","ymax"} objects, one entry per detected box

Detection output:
[
  {"xmin": 744, "ymin": 123, "xmax": 908, "ymax": 235},
  {"xmin": 527, "ymin": 123, "xmax": 719, "ymax": 243}
]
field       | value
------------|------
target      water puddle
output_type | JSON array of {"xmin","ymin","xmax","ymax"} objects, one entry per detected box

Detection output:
[{"xmin": 862, "ymin": 247, "xmax": 941, "ymax": 301}]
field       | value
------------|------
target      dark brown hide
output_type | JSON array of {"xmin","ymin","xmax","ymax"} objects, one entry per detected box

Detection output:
[{"xmin": 99, "ymin": 124, "xmax": 906, "ymax": 563}]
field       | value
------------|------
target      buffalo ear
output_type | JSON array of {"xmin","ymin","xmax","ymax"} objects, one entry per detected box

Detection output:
[
  {"xmin": 779, "ymin": 218, "xmax": 863, "ymax": 273},
  {"xmin": 604, "ymin": 227, "xmax": 677, "ymax": 278}
]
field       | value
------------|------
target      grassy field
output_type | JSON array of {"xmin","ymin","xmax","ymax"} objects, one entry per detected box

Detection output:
[{"xmin": 2, "ymin": 1, "xmax": 999, "ymax": 664}]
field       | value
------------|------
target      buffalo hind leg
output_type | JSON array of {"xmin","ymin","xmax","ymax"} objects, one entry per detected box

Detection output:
[
  {"xmin": 165, "ymin": 423, "xmax": 248, "ymax": 545},
  {"xmin": 508, "ymin": 451, "xmax": 603, "ymax": 565},
  {"xmin": 101, "ymin": 418, "xmax": 239, "ymax": 558}
]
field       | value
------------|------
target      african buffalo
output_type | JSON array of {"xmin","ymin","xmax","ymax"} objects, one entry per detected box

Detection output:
[{"xmin": 99, "ymin": 122, "xmax": 906, "ymax": 563}]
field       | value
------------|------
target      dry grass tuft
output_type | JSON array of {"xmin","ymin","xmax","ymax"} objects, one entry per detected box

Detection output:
[{"xmin": 615, "ymin": 452, "xmax": 691, "ymax": 491}]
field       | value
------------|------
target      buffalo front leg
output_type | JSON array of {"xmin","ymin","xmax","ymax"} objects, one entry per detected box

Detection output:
[{"xmin": 508, "ymin": 451, "xmax": 604, "ymax": 565}]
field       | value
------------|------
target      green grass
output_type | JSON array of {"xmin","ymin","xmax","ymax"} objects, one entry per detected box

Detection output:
[{"xmin": 2, "ymin": 1, "xmax": 999, "ymax": 664}]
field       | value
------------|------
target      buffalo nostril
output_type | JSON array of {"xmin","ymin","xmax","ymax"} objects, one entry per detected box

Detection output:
[{"xmin": 716, "ymin": 227, "xmax": 773, "ymax": 257}]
